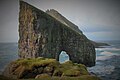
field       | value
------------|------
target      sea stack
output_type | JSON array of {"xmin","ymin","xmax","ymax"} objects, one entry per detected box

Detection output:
[{"xmin": 18, "ymin": 1, "xmax": 96, "ymax": 67}]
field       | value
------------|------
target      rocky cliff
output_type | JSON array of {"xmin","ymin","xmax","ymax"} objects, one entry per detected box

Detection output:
[
  {"xmin": 46, "ymin": 9, "xmax": 109, "ymax": 47},
  {"xmin": 18, "ymin": 1, "xmax": 96, "ymax": 67},
  {"xmin": 46, "ymin": 9, "xmax": 83, "ymax": 34}
]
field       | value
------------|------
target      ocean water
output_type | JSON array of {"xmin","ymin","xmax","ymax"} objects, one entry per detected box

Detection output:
[
  {"xmin": 0, "ymin": 43, "xmax": 18, "ymax": 73},
  {"xmin": 0, "ymin": 40, "xmax": 120, "ymax": 80},
  {"xmin": 88, "ymin": 40, "xmax": 120, "ymax": 80}
]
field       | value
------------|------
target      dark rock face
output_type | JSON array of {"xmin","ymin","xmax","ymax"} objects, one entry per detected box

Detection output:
[
  {"xmin": 46, "ymin": 9, "xmax": 109, "ymax": 48},
  {"xmin": 46, "ymin": 9, "xmax": 83, "ymax": 34},
  {"xmin": 19, "ymin": 1, "xmax": 96, "ymax": 67}
]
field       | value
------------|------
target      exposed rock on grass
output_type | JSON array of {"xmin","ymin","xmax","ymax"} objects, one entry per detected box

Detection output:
[{"xmin": 3, "ymin": 58, "xmax": 101, "ymax": 80}]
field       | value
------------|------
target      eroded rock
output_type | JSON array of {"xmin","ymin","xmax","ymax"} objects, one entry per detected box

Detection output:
[{"xmin": 19, "ymin": 1, "xmax": 96, "ymax": 67}]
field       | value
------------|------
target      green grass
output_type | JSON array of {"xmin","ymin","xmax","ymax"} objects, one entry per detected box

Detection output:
[
  {"xmin": 13, "ymin": 57, "xmax": 59, "ymax": 69},
  {"xmin": 52, "ymin": 61, "xmax": 89, "ymax": 77},
  {"xmin": 2, "ymin": 58, "xmax": 101, "ymax": 80}
]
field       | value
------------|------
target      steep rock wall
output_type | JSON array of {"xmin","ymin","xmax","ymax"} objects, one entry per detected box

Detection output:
[
  {"xmin": 19, "ymin": 1, "xmax": 96, "ymax": 67},
  {"xmin": 46, "ymin": 9, "xmax": 83, "ymax": 34}
]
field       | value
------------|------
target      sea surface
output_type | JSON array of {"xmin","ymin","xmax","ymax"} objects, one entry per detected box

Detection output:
[
  {"xmin": 0, "ymin": 40, "xmax": 120, "ymax": 80},
  {"xmin": 88, "ymin": 40, "xmax": 120, "ymax": 80}
]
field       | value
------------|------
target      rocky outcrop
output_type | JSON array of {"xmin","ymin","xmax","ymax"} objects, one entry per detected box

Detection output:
[
  {"xmin": 90, "ymin": 41, "xmax": 110, "ymax": 48},
  {"xmin": 3, "ymin": 58, "xmax": 101, "ymax": 80},
  {"xmin": 18, "ymin": 1, "xmax": 96, "ymax": 67}
]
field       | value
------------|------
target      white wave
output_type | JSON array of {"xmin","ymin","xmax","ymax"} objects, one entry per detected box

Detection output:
[
  {"xmin": 96, "ymin": 55, "xmax": 111, "ymax": 60},
  {"xmin": 101, "ymin": 51, "xmax": 118, "ymax": 56},
  {"xmin": 96, "ymin": 51, "xmax": 119, "ymax": 60},
  {"xmin": 96, "ymin": 48, "xmax": 120, "ymax": 51}
]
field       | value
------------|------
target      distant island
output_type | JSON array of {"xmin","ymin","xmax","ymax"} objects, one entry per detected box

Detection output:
[{"xmin": 90, "ymin": 40, "xmax": 110, "ymax": 48}]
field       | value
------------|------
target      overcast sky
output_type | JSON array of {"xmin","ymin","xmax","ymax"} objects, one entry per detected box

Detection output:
[{"xmin": 0, "ymin": 0, "xmax": 120, "ymax": 42}]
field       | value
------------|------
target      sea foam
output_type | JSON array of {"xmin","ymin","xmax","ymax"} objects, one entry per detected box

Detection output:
[
  {"xmin": 96, "ymin": 48, "xmax": 120, "ymax": 51},
  {"xmin": 96, "ymin": 51, "xmax": 119, "ymax": 60}
]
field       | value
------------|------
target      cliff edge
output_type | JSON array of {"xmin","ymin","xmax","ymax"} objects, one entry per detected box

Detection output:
[{"xmin": 46, "ymin": 9, "xmax": 109, "ymax": 47}]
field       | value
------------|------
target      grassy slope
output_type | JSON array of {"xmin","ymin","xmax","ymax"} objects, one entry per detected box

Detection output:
[{"xmin": 1, "ymin": 58, "xmax": 101, "ymax": 80}]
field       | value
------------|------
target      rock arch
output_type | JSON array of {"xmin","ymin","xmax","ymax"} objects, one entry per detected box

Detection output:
[
  {"xmin": 19, "ymin": 1, "xmax": 96, "ymax": 67},
  {"xmin": 59, "ymin": 51, "xmax": 69, "ymax": 63}
]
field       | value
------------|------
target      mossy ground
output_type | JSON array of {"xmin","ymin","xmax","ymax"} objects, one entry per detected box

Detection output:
[
  {"xmin": 25, "ymin": 76, "xmax": 101, "ymax": 80},
  {"xmin": 53, "ymin": 61, "xmax": 89, "ymax": 77},
  {"xmin": 0, "ymin": 75, "xmax": 101, "ymax": 80},
  {"xmin": 2, "ymin": 58, "xmax": 101, "ymax": 80},
  {"xmin": 13, "ymin": 57, "xmax": 59, "ymax": 69}
]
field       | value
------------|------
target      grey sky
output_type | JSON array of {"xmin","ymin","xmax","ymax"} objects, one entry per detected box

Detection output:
[{"xmin": 0, "ymin": 0, "xmax": 120, "ymax": 42}]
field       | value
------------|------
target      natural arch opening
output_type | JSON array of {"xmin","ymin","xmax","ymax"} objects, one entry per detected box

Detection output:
[{"xmin": 59, "ymin": 51, "xmax": 70, "ymax": 63}]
